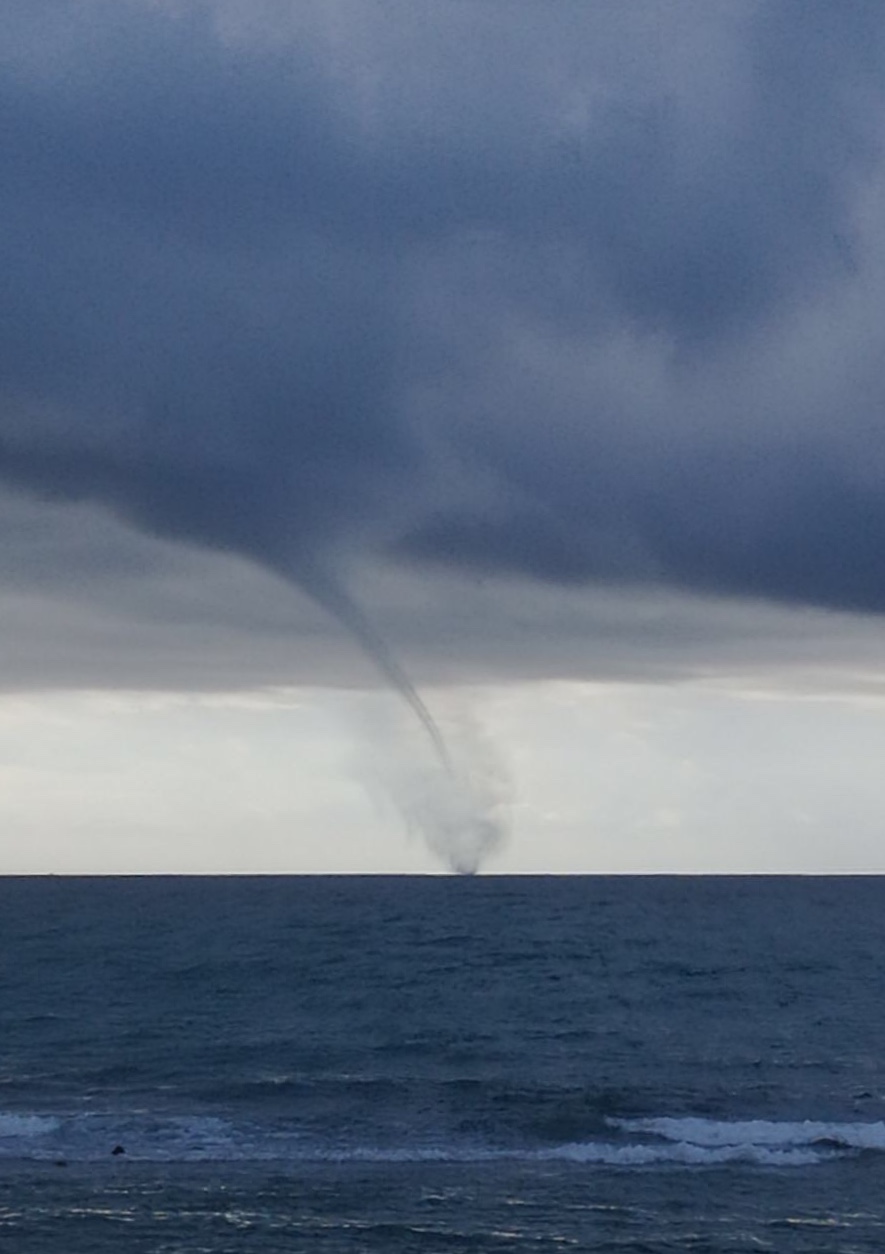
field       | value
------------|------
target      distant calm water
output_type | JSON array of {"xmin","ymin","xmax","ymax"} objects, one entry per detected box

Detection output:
[{"xmin": 2, "ymin": 876, "xmax": 885, "ymax": 1252}]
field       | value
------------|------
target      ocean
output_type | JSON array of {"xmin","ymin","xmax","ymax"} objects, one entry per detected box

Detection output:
[{"xmin": 2, "ymin": 875, "xmax": 885, "ymax": 1252}]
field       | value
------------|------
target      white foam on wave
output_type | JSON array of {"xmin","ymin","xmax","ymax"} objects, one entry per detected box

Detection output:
[
  {"xmin": 2, "ymin": 1107, "xmax": 882, "ymax": 1168},
  {"xmin": 312, "ymin": 1142, "xmax": 821, "ymax": 1167},
  {"xmin": 0, "ymin": 1113, "xmax": 59, "ymax": 1138},
  {"xmin": 609, "ymin": 1116, "xmax": 885, "ymax": 1155},
  {"xmin": 536, "ymin": 1140, "xmax": 820, "ymax": 1167}
]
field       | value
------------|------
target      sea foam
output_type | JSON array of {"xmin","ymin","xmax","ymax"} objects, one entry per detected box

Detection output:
[
  {"xmin": 609, "ymin": 1116, "xmax": 885, "ymax": 1158},
  {"xmin": 3, "ymin": 1107, "xmax": 881, "ymax": 1167},
  {"xmin": 0, "ymin": 1113, "xmax": 59, "ymax": 1138}
]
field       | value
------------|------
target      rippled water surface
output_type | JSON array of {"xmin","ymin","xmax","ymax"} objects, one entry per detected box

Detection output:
[{"xmin": 2, "ymin": 875, "xmax": 885, "ymax": 1250}]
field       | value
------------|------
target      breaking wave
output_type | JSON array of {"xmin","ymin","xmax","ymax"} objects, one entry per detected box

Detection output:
[
  {"xmin": 2, "ymin": 1108, "xmax": 884, "ymax": 1168},
  {"xmin": 0, "ymin": 1112, "xmax": 60, "ymax": 1138},
  {"xmin": 605, "ymin": 1116, "xmax": 885, "ymax": 1165}
]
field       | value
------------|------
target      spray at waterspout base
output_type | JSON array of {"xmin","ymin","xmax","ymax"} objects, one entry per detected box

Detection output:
[{"xmin": 355, "ymin": 690, "xmax": 510, "ymax": 874}]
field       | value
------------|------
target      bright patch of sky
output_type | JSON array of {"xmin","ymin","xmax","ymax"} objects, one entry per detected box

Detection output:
[{"xmin": 2, "ymin": 681, "xmax": 884, "ymax": 874}]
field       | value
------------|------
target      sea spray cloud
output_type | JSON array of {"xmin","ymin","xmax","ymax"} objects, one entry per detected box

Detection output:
[{"xmin": 356, "ymin": 694, "xmax": 510, "ymax": 874}]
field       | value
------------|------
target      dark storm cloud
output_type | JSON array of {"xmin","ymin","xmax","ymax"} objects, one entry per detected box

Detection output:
[{"xmin": 2, "ymin": 0, "xmax": 885, "ymax": 687}]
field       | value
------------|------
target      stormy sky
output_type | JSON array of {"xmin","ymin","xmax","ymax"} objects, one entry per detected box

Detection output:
[{"xmin": 3, "ymin": 1, "xmax": 885, "ymax": 872}]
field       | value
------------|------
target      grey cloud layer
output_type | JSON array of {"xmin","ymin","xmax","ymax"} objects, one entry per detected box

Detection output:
[{"xmin": 3, "ymin": 0, "xmax": 885, "ymax": 667}]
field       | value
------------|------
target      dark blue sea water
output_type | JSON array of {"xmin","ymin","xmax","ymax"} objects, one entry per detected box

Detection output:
[{"xmin": 2, "ymin": 876, "xmax": 885, "ymax": 1251}]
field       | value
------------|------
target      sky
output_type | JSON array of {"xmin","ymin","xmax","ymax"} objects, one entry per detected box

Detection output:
[{"xmin": 3, "ymin": 0, "xmax": 885, "ymax": 873}]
